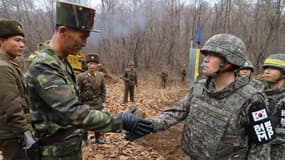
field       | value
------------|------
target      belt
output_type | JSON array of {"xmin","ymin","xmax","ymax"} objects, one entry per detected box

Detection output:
[{"xmin": 39, "ymin": 127, "xmax": 77, "ymax": 146}]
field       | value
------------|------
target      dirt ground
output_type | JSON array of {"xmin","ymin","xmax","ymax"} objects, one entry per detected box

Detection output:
[{"xmin": 82, "ymin": 74, "xmax": 189, "ymax": 160}]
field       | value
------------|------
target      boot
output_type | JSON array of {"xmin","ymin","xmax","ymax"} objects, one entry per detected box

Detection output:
[{"xmin": 95, "ymin": 132, "xmax": 106, "ymax": 144}]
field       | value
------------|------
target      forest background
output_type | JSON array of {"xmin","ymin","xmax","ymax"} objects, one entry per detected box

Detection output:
[{"xmin": 1, "ymin": 0, "xmax": 285, "ymax": 74}]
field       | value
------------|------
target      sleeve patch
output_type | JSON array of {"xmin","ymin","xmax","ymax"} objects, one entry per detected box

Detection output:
[{"xmin": 251, "ymin": 109, "xmax": 268, "ymax": 122}]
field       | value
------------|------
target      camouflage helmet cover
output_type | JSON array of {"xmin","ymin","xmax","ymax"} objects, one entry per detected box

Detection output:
[
  {"xmin": 201, "ymin": 34, "xmax": 247, "ymax": 66},
  {"xmin": 240, "ymin": 59, "xmax": 254, "ymax": 72},
  {"xmin": 56, "ymin": 1, "xmax": 97, "ymax": 32},
  {"xmin": 0, "ymin": 19, "xmax": 24, "ymax": 38},
  {"xmin": 263, "ymin": 53, "xmax": 285, "ymax": 71},
  {"xmin": 85, "ymin": 54, "xmax": 99, "ymax": 63}
]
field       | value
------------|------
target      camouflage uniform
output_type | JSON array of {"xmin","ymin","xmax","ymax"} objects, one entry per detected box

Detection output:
[
  {"xmin": 262, "ymin": 53, "xmax": 285, "ymax": 160},
  {"xmin": 123, "ymin": 61, "xmax": 137, "ymax": 103},
  {"xmin": 150, "ymin": 34, "xmax": 274, "ymax": 159},
  {"xmin": 25, "ymin": 2, "xmax": 123, "ymax": 159},
  {"xmin": 160, "ymin": 72, "xmax": 168, "ymax": 88},
  {"xmin": 0, "ymin": 19, "xmax": 33, "ymax": 160},
  {"xmin": 77, "ymin": 54, "xmax": 106, "ymax": 144}
]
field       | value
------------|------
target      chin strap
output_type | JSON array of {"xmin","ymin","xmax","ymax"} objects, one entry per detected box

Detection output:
[
  {"xmin": 267, "ymin": 74, "xmax": 285, "ymax": 84},
  {"xmin": 207, "ymin": 60, "xmax": 237, "ymax": 78}
]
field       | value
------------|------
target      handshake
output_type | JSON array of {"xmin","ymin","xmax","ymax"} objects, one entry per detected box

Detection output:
[{"xmin": 120, "ymin": 107, "xmax": 153, "ymax": 141}]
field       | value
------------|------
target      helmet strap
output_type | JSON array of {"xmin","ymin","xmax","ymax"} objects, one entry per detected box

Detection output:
[{"xmin": 208, "ymin": 60, "xmax": 235, "ymax": 78}]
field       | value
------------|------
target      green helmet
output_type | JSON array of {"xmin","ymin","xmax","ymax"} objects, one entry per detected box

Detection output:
[
  {"xmin": 240, "ymin": 59, "xmax": 254, "ymax": 72},
  {"xmin": 263, "ymin": 53, "xmax": 285, "ymax": 72},
  {"xmin": 201, "ymin": 34, "xmax": 247, "ymax": 67}
]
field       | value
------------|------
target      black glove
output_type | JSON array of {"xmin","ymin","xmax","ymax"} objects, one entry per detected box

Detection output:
[{"xmin": 120, "ymin": 107, "xmax": 153, "ymax": 136}]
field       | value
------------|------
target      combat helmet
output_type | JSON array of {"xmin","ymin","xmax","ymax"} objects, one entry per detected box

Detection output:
[
  {"xmin": 201, "ymin": 34, "xmax": 247, "ymax": 67},
  {"xmin": 240, "ymin": 59, "xmax": 254, "ymax": 72},
  {"xmin": 263, "ymin": 53, "xmax": 285, "ymax": 72}
]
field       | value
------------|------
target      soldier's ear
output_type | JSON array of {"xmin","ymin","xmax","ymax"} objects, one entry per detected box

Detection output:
[
  {"xmin": 0, "ymin": 38, "xmax": 5, "ymax": 47},
  {"xmin": 57, "ymin": 26, "xmax": 68, "ymax": 36}
]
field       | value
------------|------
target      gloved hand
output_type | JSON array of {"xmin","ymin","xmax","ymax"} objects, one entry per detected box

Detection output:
[
  {"xmin": 101, "ymin": 102, "xmax": 106, "ymax": 109},
  {"xmin": 120, "ymin": 107, "xmax": 153, "ymax": 136}
]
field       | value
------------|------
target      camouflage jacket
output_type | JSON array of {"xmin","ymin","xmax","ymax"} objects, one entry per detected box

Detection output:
[
  {"xmin": 152, "ymin": 76, "xmax": 272, "ymax": 160},
  {"xmin": 250, "ymin": 77, "xmax": 264, "ymax": 91},
  {"xmin": 264, "ymin": 85, "xmax": 285, "ymax": 145},
  {"xmin": 25, "ymin": 47, "xmax": 122, "ymax": 139},
  {"xmin": 123, "ymin": 69, "xmax": 137, "ymax": 86},
  {"xmin": 0, "ymin": 54, "xmax": 32, "ymax": 139},
  {"xmin": 77, "ymin": 71, "xmax": 106, "ymax": 109}
]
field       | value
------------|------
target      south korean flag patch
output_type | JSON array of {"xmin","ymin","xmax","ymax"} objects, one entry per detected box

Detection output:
[
  {"xmin": 248, "ymin": 101, "xmax": 275, "ymax": 144},
  {"xmin": 252, "ymin": 109, "xmax": 268, "ymax": 122}
]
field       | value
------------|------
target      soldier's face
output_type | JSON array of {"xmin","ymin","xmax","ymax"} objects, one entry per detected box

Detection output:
[
  {"xmin": 201, "ymin": 52, "xmax": 223, "ymax": 76},
  {"xmin": 239, "ymin": 69, "xmax": 252, "ymax": 77},
  {"xmin": 0, "ymin": 36, "xmax": 24, "ymax": 58},
  {"xmin": 263, "ymin": 67, "xmax": 282, "ymax": 83},
  {"xmin": 61, "ymin": 27, "xmax": 89, "ymax": 55},
  {"xmin": 87, "ymin": 62, "xmax": 98, "ymax": 72}
]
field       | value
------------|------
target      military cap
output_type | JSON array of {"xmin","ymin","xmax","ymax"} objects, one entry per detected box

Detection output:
[
  {"xmin": 128, "ymin": 61, "xmax": 135, "ymax": 66},
  {"xmin": 56, "ymin": 1, "xmax": 99, "ymax": 32},
  {"xmin": 86, "ymin": 54, "xmax": 99, "ymax": 63},
  {"xmin": 0, "ymin": 19, "xmax": 24, "ymax": 38}
]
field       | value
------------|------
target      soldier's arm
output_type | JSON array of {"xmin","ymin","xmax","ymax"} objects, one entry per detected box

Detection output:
[
  {"xmin": 31, "ymin": 63, "xmax": 122, "ymax": 132},
  {"xmin": 271, "ymin": 98, "xmax": 285, "ymax": 146},
  {"xmin": 135, "ymin": 72, "xmax": 138, "ymax": 86},
  {"xmin": 0, "ymin": 65, "xmax": 32, "ymax": 132},
  {"xmin": 241, "ymin": 93, "xmax": 273, "ymax": 159},
  {"xmin": 151, "ymin": 89, "xmax": 192, "ymax": 131},
  {"xmin": 101, "ymin": 73, "xmax": 106, "ymax": 102}
]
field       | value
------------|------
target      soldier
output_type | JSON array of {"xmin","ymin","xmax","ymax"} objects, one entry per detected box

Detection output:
[
  {"xmin": 25, "ymin": 1, "xmax": 151, "ymax": 159},
  {"xmin": 122, "ymin": 61, "xmax": 137, "ymax": 103},
  {"xmin": 181, "ymin": 68, "xmax": 186, "ymax": 82},
  {"xmin": 126, "ymin": 34, "xmax": 274, "ymax": 159},
  {"xmin": 239, "ymin": 59, "xmax": 264, "ymax": 90},
  {"xmin": 160, "ymin": 71, "xmax": 168, "ymax": 88},
  {"xmin": 77, "ymin": 54, "xmax": 106, "ymax": 144},
  {"xmin": 181, "ymin": 64, "xmax": 187, "ymax": 82},
  {"xmin": 0, "ymin": 19, "xmax": 37, "ymax": 160},
  {"xmin": 262, "ymin": 53, "xmax": 285, "ymax": 160}
]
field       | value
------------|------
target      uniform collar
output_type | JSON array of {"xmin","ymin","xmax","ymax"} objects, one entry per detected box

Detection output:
[
  {"xmin": 205, "ymin": 76, "xmax": 250, "ymax": 99},
  {"xmin": 264, "ymin": 85, "xmax": 285, "ymax": 96},
  {"xmin": 0, "ymin": 53, "xmax": 14, "ymax": 61},
  {"xmin": 0, "ymin": 53, "xmax": 19, "ymax": 67},
  {"xmin": 87, "ymin": 71, "xmax": 96, "ymax": 77}
]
